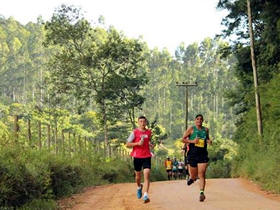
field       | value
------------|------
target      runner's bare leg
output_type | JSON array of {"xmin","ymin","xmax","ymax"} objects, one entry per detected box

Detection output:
[
  {"xmin": 197, "ymin": 163, "xmax": 207, "ymax": 190},
  {"xmin": 135, "ymin": 171, "xmax": 142, "ymax": 187},
  {"xmin": 188, "ymin": 164, "xmax": 198, "ymax": 180},
  {"xmin": 143, "ymin": 168, "xmax": 150, "ymax": 193}
]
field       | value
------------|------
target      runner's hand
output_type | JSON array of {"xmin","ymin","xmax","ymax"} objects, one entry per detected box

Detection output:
[
  {"xmin": 193, "ymin": 138, "xmax": 199, "ymax": 144},
  {"xmin": 138, "ymin": 137, "xmax": 144, "ymax": 146},
  {"xmin": 207, "ymin": 139, "xmax": 213, "ymax": 145}
]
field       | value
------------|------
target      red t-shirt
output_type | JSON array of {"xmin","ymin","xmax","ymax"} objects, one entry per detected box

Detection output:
[{"xmin": 130, "ymin": 128, "xmax": 152, "ymax": 158}]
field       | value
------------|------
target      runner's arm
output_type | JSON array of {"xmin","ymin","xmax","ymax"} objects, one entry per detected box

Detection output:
[
  {"xmin": 182, "ymin": 127, "xmax": 198, "ymax": 144},
  {"xmin": 149, "ymin": 142, "xmax": 154, "ymax": 150},
  {"xmin": 126, "ymin": 132, "xmax": 141, "ymax": 147},
  {"xmin": 126, "ymin": 142, "xmax": 141, "ymax": 147},
  {"xmin": 206, "ymin": 128, "xmax": 212, "ymax": 145},
  {"xmin": 149, "ymin": 134, "xmax": 155, "ymax": 149}
]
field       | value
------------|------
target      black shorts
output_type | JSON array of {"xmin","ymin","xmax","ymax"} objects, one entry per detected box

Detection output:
[
  {"xmin": 178, "ymin": 169, "xmax": 183, "ymax": 173},
  {"xmin": 187, "ymin": 151, "xmax": 209, "ymax": 167},
  {"xmin": 133, "ymin": 157, "xmax": 151, "ymax": 172},
  {"xmin": 166, "ymin": 169, "xmax": 172, "ymax": 173}
]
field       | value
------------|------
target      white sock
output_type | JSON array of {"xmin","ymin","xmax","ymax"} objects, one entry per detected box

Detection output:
[{"xmin": 144, "ymin": 192, "xmax": 148, "ymax": 197}]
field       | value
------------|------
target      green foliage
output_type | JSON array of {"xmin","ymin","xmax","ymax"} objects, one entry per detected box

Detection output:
[
  {"xmin": 150, "ymin": 163, "xmax": 167, "ymax": 181},
  {"xmin": 216, "ymin": 1, "xmax": 280, "ymax": 192},
  {"xmin": 19, "ymin": 199, "xmax": 57, "ymax": 210},
  {"xmin": 230, "ymin": 73, "xmax": 280, "ymax": 193},
  {"xmin": 44, "ymin": 5, "xmax": 148, "ymax": 130},
  {"xmin": 142, "ymin": 38, "xmax": 237, "ymax": 141},
  {"xmin": 207, "ymin": 160, "xmax": 232, "ymax": 178},
  {"xmin": 149, "ymin": 118, "xmax": 168, "ymax": 145},
  {"xmin": 47, "ymin": 156, "xmax": 83, "ymax": 197},
  {"xmin": 0, "ymin": 16, "xmax": 48, "ymax": 105},
  {"xmin": 219, "ymin": 0, "xmax": 280, "ymax": 117},
  {"xmin": 0, "ymin": 146, "xmax": 52, "ymax": 207},
  {"xmin": 0, "ymin": 143, "xmax": 140, "ymax": 208}
]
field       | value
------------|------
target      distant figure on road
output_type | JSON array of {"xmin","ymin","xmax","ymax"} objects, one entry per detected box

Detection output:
[
  {"xmin": 126, "ymin": 116, "xmax": 154, "ymax": 203},
  {"xmin": 182, "ymin": 114, "xmax": 212, "ymax": 202},
  {"xmin": 172, "ymin": 157, "xmax": 179, "ymax": 180},
  {"xmin": 178, "ymin": 159, "xmax": 185, "ymax": 179},
  {"xmin": 164, "ymin": 156, "xmax": 172, "ymax": 180}
]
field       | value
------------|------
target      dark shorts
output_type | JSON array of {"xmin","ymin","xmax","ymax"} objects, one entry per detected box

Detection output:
[
  {"xmin": 133, "ymin": 157, "xmax": 151, "ymax": 172},
  {"xmin": 178, "ymin": 169, "xmax": 183, "ymax": 173},
  {"xmin": 187, "ymin": 152, "xmax": 209, "ymax": 167},
  {"xmin": 166, "ymin": 169, "xmax": 172, "ymax": 173}
]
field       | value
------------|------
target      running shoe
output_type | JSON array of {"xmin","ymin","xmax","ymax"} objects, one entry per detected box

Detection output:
[
  {"xmin": 137, "ymin": 184, "xmax": 143, "ymax": 199},
  {"xmin": 143, "ymin": 194, "xmax": 150, "ymax": 203},
  {"xmin": 199, "ymin": 192, "xmax": 206, "ymax": 202},
  {"xmin": 187, "ymin": 178, "xmax": 194, "ymax": 186}
]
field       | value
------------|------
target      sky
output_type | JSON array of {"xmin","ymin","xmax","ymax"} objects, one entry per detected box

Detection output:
[{"xmin": 0, "ymin": 0, "xmax": 228, "ymax": 53}]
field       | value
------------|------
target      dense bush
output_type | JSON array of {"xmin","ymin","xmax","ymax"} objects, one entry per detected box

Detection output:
[
  {"xmin": 206, "ymin": 135, "xmax": 237, "ymax": 178},
  {"xmin": 0, "ymin": 144, "xmax": 166, "ymax": 209},
  {"xmin": 207, "ymin": 159, "xmax": 231, "ymax": 178},
  {"xmin": 231, "ymin": 74, "xmax": 280, "ymax": 193},
  {"xmin": 0, "ymin": 146, "xmax": 52, "ymax": 207}
]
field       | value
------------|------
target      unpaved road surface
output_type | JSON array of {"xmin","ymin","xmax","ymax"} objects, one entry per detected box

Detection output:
[{"xmin": 59, "ymin": 178, "xmax": 280, "ymax": 210}]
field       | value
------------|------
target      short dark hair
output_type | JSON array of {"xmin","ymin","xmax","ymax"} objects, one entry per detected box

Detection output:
[
  {"xmin": 195, "ymin": 114, "xmax": 203, "ymax": 120},
  {"xmin": 138, "ymin": 116, "xmax": 147, "ymax": 121}
]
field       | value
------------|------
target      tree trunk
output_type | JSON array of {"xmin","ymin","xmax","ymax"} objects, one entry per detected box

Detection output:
[
  {"xmin": 47, "ymin": 124, "xmax": 51, "ymax": 151},
  {"xmin": 247, "ymin": 0, "xmax": 263, "ymax": 138},
  {"xmin": 169, "ymin": 108, "xmax": 172, "ymax": 136},
  {"xmin": 23, "ymin": 67, "xmax": 26, "ymax": 104},
  {"xmin": 14, "ymin": 115, "xmax": 19, "ymax": 143},
  {"xmin": 38, "ymin": 121, "xmax": 42, "ymax": 149},
  {"xmin": 73, "ymin": 133, "xmax": 76, "ymax": 153},
  {"xmin": 128, "ymin": 108, "xmax": 136, "ymax": 129},
  {"xmin": 68, "ymin": 132, "xmax": 71, "ymax": 155},
  {"xmin": 108, "ymin": 142, "xmax": 111, "ymax": 157},
  {"xmin": 62, "ymin": 130, "xmax": 65, "ymax": 155},
  {"xmin": 27, "ymin": 118, "xmax": 31, "ymax": 144},
  {"xmin": 12, "ymin": 88, "xmax": 16, "ymax": 102},
  {"xmin": 102, "ymin": 101, "xmax": 109, "ymax": 157},
  {"xmin": 84, "ymin": 136, "xmax": 87, "ymax": 152},
  {"xmin": 78, "ymin": 135, "xmax": 81, "ymax": 153},
  {"xmin": 217, "ymin": 93, "xmax": 219, "ymax": 117},
  {"xmin": 55, "ymin": 120, "xmax": 58, "ymax": 154}
]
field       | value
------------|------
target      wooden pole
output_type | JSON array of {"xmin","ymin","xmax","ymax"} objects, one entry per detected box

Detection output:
[{"xmin": 176, "ymin": 82, "xmax": 198, "ymax": 129}]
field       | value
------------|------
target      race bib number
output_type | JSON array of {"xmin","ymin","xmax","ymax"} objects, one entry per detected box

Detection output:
[{"xmin": 195, "ymin": 138, "xmax": 205, "ymax": 148}]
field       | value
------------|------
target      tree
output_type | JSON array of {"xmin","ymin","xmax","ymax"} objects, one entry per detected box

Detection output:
[{"xmin": 44, "ymin": 5, "xmax": 147, "ymax": 154}]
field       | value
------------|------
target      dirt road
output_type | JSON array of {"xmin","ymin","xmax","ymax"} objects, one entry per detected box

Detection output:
[{"xmin": 59, "ymin": 178, "xmax": 280, "ymax": 210}]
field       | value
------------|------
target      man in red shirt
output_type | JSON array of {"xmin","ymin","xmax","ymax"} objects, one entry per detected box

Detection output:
[{"xmin": 126, "ymin": 116, "xmax": 153, "ymax": 203}]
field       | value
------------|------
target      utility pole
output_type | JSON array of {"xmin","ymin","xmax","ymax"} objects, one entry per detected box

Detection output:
[
  {"xmin": 176, "ymin": 82, "xmax": 198, "ymax": 130},
  {"xmin": 247, "ymin": 0, "xmax": 263, "ymax": 138}
]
